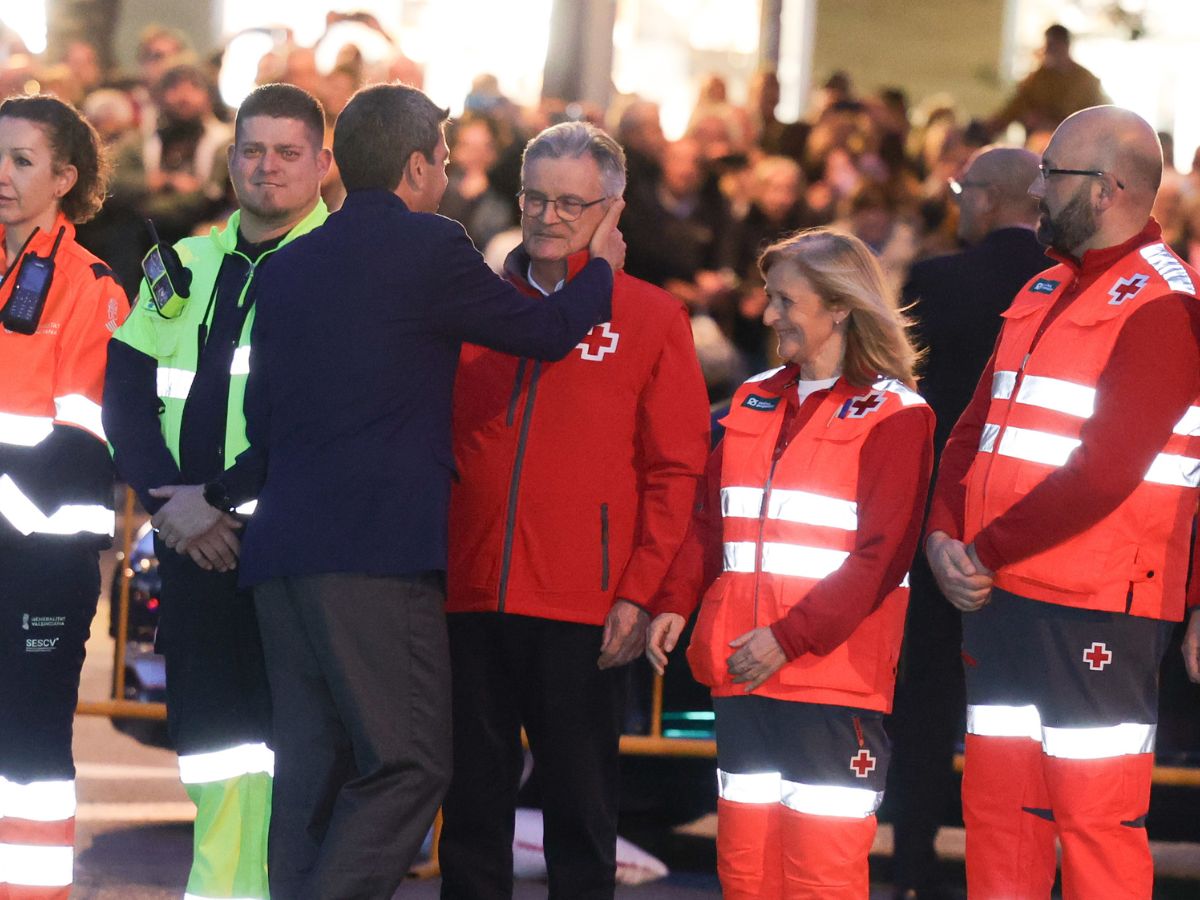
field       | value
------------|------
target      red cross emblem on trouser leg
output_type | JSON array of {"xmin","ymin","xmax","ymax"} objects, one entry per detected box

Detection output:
[
  {"xmin": 576, "ymin": 322, "xmax": 620, "ymax": 361},
  {"xmin": 1083, "ymin": 641, "xmax": 1113, "ymax": 671},
  {"xmin": 849, "ymin": 749, "xmax": 876, "ymax": 778}
]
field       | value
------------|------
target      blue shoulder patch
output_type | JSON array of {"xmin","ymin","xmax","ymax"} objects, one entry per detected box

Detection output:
[
  {"xmin": 1029, "ymin": 278, "xmax": 1059, "ymax": 295},
  {"xmin": 741, "ymin": 394, "xmax": 780, "ymax": 412}
]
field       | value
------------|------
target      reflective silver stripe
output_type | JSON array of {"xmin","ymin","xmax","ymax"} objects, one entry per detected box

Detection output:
[
  {"xmin": 762, "ymin": 543, "xmax": 848, "ymax": 578},
  {"xmin": 780, "ymin": 779, "xmax": 883, "ymax": 818},
  {"xmin": 900, "ymin": 571, "xmax": 910, "ymax": 588},
  {"xmin": 745, "ymin": 365, "xmax": 785, "ymax": 384},
  {"xmin": 54, "ymin": 393, "xmax": 106, "ymax": 441},
  {"xmin": 769, "ymin": 489, "xmax": 858, "ymax": 530},
  {"xmin": 0, "ymin": 843, "xmax": 73, "ymax": 887},
  {"xmin": 723, "ymin": 541, "xmax": 849, "ymax": 578},
  {"xmin": 1042, "ymin": 723, "xmax": 1156, "ymax": 759},
  {"xmin": 157, "ymin": 367, "xmax": 195, "ymax": 400},
  {"xmin": 873, "ymin": 377, "xmax": 927, "ymax": 407},
  {"xmin": 0, "ymin": 411, "xmax": 54, "ymax": 447},
  {"xmin": 721, "ymin": 486, "xmax": 763, "ymax": 519},
  {"xmin": 997, "ymin": 426, "xmax": 1080, "ymax": 467},
  {"xmin": 0, "ymin": 475, "xmax": 114, "ymax": 537},
  {"xmin": 717, "ymin": 769, "xmax": 780, "ymax": 804},
  {"xmin": 720, "ymin": 487, "xmax": 858, "ymax": 531},
  {"xmin": 234, "ymin": 499, "xmax": 258, "ymax": 516},
  {"xmin": 992, "ymin": 370, "xmax": 1017, "ymax": 400},
  {"xmin": 0, "ymin": 778, "xmax": 75, "ymax": 820},
  {"xmin": 177, "ymin": 742, "xmax": 275, "ymax": 785},
  {"xmin": 1145, "ymin": 452, "xmax": 1200, "ymax": 488},
  {"xmin": 1173, "ymin": 406, "xmax": 1200, "ymax": 436},
  {"xmin": 966, "ymin": 704, "xmax": 1041, "ymax": 740},
  {"xmin": 230, "ymin": 345, "xmax": 251, "ymax": 376},
  {"xmin": 1015, "ymin": 375, "xmax": 1095, "ymax": 419},
  {"xmin": 1140, "ymin": 243, "xmax": 1195, "ymax": 294},
  {"xmin": 979, "ymin": 422, "xmax": 1000, "ymax": 453}
]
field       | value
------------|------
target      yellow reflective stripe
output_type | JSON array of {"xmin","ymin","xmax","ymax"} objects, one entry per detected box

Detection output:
[
  {"xmin": 0, "ymin": 777, "xmax": 76, "ymax": 820},
  {"xmin": 157, "ymin": 367, "xmax": 195, "ymax": 400},
  {"xmin": 721, "ymin": 486, "xmax": 763, "ymax": 519},
  {"xmin": 1041, "ymin": 723, "xmax": 1156, "ymax": 759},
  {"xmin": 780, "ymin": 780, "xmax": 883, "ymax": 818},
  {"xmin": 1145, "ymin": 452, "xmax": 1200, "ymax": 488},
  {"xmin": 230, "ymin": 345, "xmax": 251, "ymax": 376},
  {"xmin": 991, "ymin": 370, "xmax": 1017, "ymax": 400},
  {"xmin": 1173, "ymin": 406, "xmax": 1200, "ymax": 436},
  {"xmin": 1015, "ymin": 375, "xmax": 1095, "ymax": 418},
  {"xmin": 997, "ymin": 426, "xmax": 1080, "ymax": 467},
  {"xmin": 966, "ymin": 704, "xmax": 1041, "ymax": 740},
  {"xmin": 1140, "ymin": 242, "xmax": 1195, "ymax": 294},
  {"xmin": 234, "ymin": 499, "xmax": 258, "ymax": 516},
  {"xmin": 873, "ymin": 377, "xmax": 927, "ymax": 406},
  {"xmin": 722, "ymin": 542, "xmax": 849, "ymax": 578},
  {"xmin": 0, "ymin": 843, "xmax": 73, "ymax": 887},
  {"xmin": 768, "ymin": 489, "xmax": 858, "ymax": 530},
  {"xmin": 177, "ymin": 742, "xmax": 275, "ymax": 785},
  {"xmin": 0, "ymin": 475, "xmax": 114, "ymax": 537},
  {"xmin": 717, "ymin": 769, "xmax": 780, "ymax": 804},
  {"xmin": 0, "ymin": 411, "xmax": 54, "ymax": 447},
  {"xmin": 54, "ymin": 393, "xmax": 105, "ymax": 441}
]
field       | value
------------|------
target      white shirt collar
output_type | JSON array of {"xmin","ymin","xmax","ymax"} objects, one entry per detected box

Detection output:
[{"xmin": 526, "ymin": 262, "xmax": 564, "ymax": 296}]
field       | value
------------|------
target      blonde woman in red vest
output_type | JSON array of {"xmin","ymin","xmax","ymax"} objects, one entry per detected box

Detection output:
[{"xmin": 648, "ymin": 228, "xmax": 934, "ymax": 898}]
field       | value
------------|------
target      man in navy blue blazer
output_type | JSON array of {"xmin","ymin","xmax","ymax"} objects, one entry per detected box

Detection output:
[{"xmin": 174, "ymin": 83, "xmax": 626, "ymax": 898}]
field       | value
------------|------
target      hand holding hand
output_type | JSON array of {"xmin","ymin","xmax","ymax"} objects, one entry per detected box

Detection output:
[
  {"xmin": 598, "ymin": 598, "xmax": 649, "ymax": 670},
  {"xmin": 926, "ymin": 530, "xmax": 994, "ymax": 612},
  {"xmin": 1183, "ymin": 609, "xmax": 1200, "ymax": 684},
  {"xmin": 149, "ymin": 485, "xmax": 241, "ymax": 554},
  {"xmin": 646, "ymin": 612, "xmax": 686, "ymax": 675},
  {"xmin": 183, "ymin": 519, "xmax": 242, "ymax": 572}
]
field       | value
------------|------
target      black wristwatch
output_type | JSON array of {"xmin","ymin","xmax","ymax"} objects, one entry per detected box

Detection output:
[{"xmin": 202, "ymin": 480, "xmax": 232, "ymax": 512}]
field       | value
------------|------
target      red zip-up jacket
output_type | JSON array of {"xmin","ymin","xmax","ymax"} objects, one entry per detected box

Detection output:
[{"xmin": 446, "ymin": 247, "xmax": 711, "ymax": 625}]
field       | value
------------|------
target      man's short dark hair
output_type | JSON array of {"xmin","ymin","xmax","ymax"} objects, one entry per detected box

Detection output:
[
  {"xmin": 333, "ymin": 83, "xmax": 449, "ymax": 193},
  {"xmin": 236, "ymin": 83, "xmax": 326, "ymax": 151}
]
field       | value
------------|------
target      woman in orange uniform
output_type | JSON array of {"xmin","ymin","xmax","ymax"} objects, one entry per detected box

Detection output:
[
  {"xmin": 0, "ymin": 94, "xmax": 126, "ymax": 898},
  {"xmin": 648, "ymin": 228, "xmax": 933, "ymax": 898}
]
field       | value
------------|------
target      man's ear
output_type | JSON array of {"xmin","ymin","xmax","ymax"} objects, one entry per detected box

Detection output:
[
  {"xmin": 316, "ymin": 147, "xmax": 333, "ymax": 182},
  {"xmin": 404, "ymin": 149, "xmax": 425, "ymax": 190}
]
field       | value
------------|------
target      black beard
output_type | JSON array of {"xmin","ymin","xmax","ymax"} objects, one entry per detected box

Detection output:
[{"xmin": 1036, "ymin": 188, "xmax": 1097, "ymax": 256}]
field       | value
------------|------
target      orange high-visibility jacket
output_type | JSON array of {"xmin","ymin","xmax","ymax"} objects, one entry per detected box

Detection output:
[
  {"xmin": 963, "ymin": 240, "xmax": 1200, "ymax": 620},
  {"xmin": 687, "ymin": 373, "xmax": 929, "ymax": 712}
]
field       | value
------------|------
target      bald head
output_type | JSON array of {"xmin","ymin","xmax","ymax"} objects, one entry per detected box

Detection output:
[
  {"xmin": 955, "ymin": 146, "xmax": 1040, "ymax": 244},
  {"xmin": 1034, "ymin": 106, "xmax": 1162, "ymax": 255}
]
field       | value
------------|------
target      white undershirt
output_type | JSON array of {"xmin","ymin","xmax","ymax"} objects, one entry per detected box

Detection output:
[
  {"xmin": 527, "ymin": 263, "xmax": 564, "ymax": 296},
  {"xmin": 795, "ymin": 375, "xmax": 840, "ymax": 405}
]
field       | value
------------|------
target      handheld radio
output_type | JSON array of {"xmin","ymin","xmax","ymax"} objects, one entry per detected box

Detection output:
[
  {"xmin": 141, "ymin": 219, "xmax": 192, "ymax": 318},
  {"xmin": 1, "ymin": 226, "xmax": 64, "ymax": 335}
]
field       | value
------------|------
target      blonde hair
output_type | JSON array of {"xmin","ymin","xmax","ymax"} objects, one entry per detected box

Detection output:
[{"xmin": 759, "ymin": 227, "xmax": 921, "ymax": 389}]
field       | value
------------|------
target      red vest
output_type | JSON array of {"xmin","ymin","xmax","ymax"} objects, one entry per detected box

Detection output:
[
  {"xmin": 963, "ymin": 240, "xmax": 1200, "ymax": 620},
  {"xmin": 687, "ymin": 371, "xmax": 924, "ymax": 712}
]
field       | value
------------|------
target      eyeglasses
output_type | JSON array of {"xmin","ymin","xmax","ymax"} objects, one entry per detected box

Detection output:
[
  {"xmin": 1038, "ymin": 164, "xmax": 1125, "ymax": 190},
  {"xmin": 517, "ymin": 190, "xmax": 608, "ymax": 222},
  {"xmin": 948, "ymin": 177, "xmax": 989, "ymax": 196}
]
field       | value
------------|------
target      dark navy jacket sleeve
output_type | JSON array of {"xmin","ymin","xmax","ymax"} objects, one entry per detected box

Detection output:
[
  {"xmin": 103, "ymin": 339, "xmax": 182, "ymax": 513},
  {"xmin": 426, "ymin": 220, "xmax": 612, "ymax": 360}
]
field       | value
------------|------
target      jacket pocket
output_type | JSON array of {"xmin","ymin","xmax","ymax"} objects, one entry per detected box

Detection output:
[
  {"xmin": 686, "ymin": 575, "xmax": 732, "ymax": 688},
  {"xmin": 600, "ymin": 503, "xmax": 610, "ymax": 591}
]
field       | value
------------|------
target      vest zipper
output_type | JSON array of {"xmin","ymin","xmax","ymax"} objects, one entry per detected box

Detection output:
[
  {"xmin": 753, "ymin": 414, "xmax": 792, "ymax": 628},
  {"xmin": 498, "ymin": 360, "xmax": 543, "ymax": 612},
  {"xmin": 600, "ymin": 503, "xmax": 610, "ymax": 591}
]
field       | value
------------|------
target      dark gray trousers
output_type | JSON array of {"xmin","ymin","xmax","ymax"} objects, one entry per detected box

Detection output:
[{"xmin": 254, "ymin": 572, "xmax": 451, "ymax": 899}]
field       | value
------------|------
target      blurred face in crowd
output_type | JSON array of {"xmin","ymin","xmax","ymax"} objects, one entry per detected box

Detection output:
[
  {"xmin": 521, "ymin": 155, "xmax": 611, "ymax": 264},
  {"xmin": 139, "ymin": 35, "xmax": 184, "ymax": 87},
  {"xmin": 0, "ymin": 117, "xmax": 76, "ymax": 238},
  {"xmin": 66, "ymin": 41, "xmax": 101, "ymax": 91},
  {"xmin": 229, "ymin": 116, "xmax": 330, "ymax": 228},
  {"xmin": 661, "ymin": 139, "xmax": 703, "ymax": 200},
  {"xmin": 762, "ymin": 261, "xmax": 845, "ymax": 374},
  {"xmin": 452, "ymin": 121, "xmax": 497, "ymax": 175},
  {"xmin": 162, "ymin": 77, "xmax": 211, "ymax": 123},
  {"xmin": 757, "ymin": 163, "xmax": 802, "ymax": 224}
]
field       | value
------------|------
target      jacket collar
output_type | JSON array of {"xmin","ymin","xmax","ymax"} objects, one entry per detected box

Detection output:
[
  {"xmin": 503, "ymin": 245, "xmax": 593, "ymax": 292},
  {"xmin": 1, "ymin": 211, "xmax": 76, "ymax": 264},
  {"xmin": 1046, "ymin": 218, "xmax": 1162, "ymax": 277},
  {"xmin": 208, "ymin": 198, "xmax": 330, "ymax": 254}
]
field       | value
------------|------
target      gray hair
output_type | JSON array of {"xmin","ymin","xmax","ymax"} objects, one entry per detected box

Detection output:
[{"xmin": 521, "ymin": 121, "xmax": 627, "ymax": 197}]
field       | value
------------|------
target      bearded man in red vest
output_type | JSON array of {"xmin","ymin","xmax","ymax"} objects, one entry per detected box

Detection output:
[{"xmin": 927, "ymin": 105, "xmax": 1200, "ymax": 899}]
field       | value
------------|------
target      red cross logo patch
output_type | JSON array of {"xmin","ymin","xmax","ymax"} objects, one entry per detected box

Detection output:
[
  {"xmin": 1107, "ymin": 273, "xmax": 1149, "ymax": 306},
  {"xmin": 577, "ymin": 322, "xmax": 620, "ymax": 361},
  {"xmin": 840, "ymin": 392, "xmax": 885, "ymax": 419},
  {"xmin": 1083, "ymin": 641, "xmax": 1113, "ymax": 671},
  {"xmin": 850, "ymin": 749, "xmax": 876, "ymax": 778}
]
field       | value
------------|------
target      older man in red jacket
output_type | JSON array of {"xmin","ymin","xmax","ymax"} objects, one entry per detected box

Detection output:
[{"xmin": 441, "ymin": 121, "xmax": 710, "ymax": 900}]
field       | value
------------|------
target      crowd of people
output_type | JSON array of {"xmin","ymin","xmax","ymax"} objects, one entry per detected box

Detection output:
[{"xmin": 2, "ymin": 12, "xmax": 1200, "ymax": 900}]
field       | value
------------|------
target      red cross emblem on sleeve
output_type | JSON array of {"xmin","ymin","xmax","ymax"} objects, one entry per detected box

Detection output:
[
  {"xmin": 1107, "ymin": 273, "xmax": 1149, "ymax": 306},
  {"xmin": 849, "ymin": 749, "xmax": 876, "ymax": 778},
  {"xmin": 1083, "ymin": 642, "xmax": 1112, "ymax": 671},
  {"xmin": 577, "ymin": 322, "xmax": 620, "ymax": 361}
]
